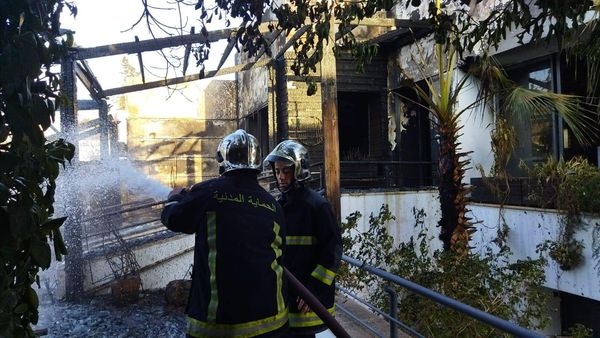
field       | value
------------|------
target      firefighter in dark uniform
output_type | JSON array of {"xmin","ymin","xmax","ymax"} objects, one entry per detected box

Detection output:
[
  {"xmin": 264, "ymin": 140, "xmax": 342, "ymax": 337},
  {"xmin": 161, "ymin": 129, "xmax": 288, "ymax": 337}
]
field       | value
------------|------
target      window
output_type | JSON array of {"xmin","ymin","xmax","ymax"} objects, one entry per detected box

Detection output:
[
  {"xmin": 560, "ymin": 56, "xmax": 600, "ymax": 165},
  {"xmin": 338, "ymin": 92, "xmax": 371, "ymax": 160},
  {"xmin": 506, "ymin": 59, "xmax": 557, "ymax": 175},
  {"xmin": 391, "ymin": 85, "xmax": 434, "ymax": 187},
  {"xmin": 504, "ymin": 54, "xmax": 600, "ymax": 175}
]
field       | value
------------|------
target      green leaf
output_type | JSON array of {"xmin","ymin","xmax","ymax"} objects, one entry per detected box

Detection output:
[
  {"xmin": 19, "ymin": 32, "xmax": 43, "ymax": 78},
  {"xmin": 9, "ymin": 206, "xmax": 35, "ymax": 240},
  {"xmin": 29, "ymin": 240, "xmax": 51, "ymax": 269},
  {"xmin": 0, "ymin": 183, "xmax": 9, "ymax": 204},
  {"xmin": 40, "ymin": 216, "xmax": 67, "ymax": 234},
  {"xmin": 46, "ymin": 139, "xmax": 75, "ymax": 164},
  {"xmin": 13, "ymin": 303, "xmax": 28, "ymax": 315},
  {"xmin": 52, "ymin": 229, "xmax": 68, "ymax": 258},
  {"xmin": 26, "ymin": 287, "xmax": 39, "ymax": 310},
  {"xmin": 31, "ymin": 96, "xmax": 52, "ymax": 131},
  {"xmin": 47, "ymin": 159, "xmax": 60, "ymax": 180},
  {"xmin": 0, "ymin": 152, "xmax": 19, "ymax": 172},
  {"xmin": 0, "ymin": 289, "xmax": 18, "ymax": 309},
  {"xmin": 0, "ymin": 314, "xmax": 15, "ymax": 337}
]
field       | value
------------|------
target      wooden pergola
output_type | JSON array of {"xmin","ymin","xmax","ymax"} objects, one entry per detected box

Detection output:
[{"xmin": 58, "ymin": 18, "xmax": 427, "ymax": 299}]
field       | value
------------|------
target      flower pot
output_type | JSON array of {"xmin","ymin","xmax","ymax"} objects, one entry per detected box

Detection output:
[{"xmin": 110, "ymin": 274, "xmax": 142, "ymax": 306}]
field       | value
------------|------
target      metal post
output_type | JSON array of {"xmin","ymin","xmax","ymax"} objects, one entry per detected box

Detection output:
[
  {"xmin": 385, "ymin": 285, "xmax": 398, "ymax": 338},
  {"xmin": 99, "ymin": 99, "xmax": 109, "ymax": 159}
]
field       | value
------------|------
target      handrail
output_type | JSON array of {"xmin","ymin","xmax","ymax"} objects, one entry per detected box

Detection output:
[
  {"xmin": 335, "ymin": 302, "xmax": 386, "ymax": 338},
  {"xmin": 79, "ymin": 199, "xmax": 166, "ymax": 223},
  {"xmin": 342, "ymin": 254, "xmax": 545, "ymax": 338}
]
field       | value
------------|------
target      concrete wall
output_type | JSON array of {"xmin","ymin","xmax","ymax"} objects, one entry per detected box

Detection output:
[
  {"xmin": 340, "ymin": 190, "xmax": 600, "ymax": 336},
  {"xmin": 236, "ymin": 56, "xmax": 269, "ymax": 118},
  {"xmin": 127, "ymin": 118, "xmax": 237, "ymax": 187}
]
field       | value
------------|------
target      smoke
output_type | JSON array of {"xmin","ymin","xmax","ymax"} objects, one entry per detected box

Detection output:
[
  {"xmin": 57, "ymin": 159, "xmax": 170, "ymax": 202},
  {"xmin": 108, "ymin": 160, "xmax": 170, "ymax": 199}
]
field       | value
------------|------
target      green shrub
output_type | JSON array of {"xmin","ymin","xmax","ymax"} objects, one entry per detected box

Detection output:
[
  {"xmin": 524, "ymin": 156, "xmax": 600, "ymax": 270},
  {"xmin": 339, "ymin": 205, "xmax": 549, "ymax": 337}
]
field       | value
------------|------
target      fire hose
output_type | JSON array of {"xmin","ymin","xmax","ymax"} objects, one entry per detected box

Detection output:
[{"xmin": 284, "ymin": 267, "xmax": 351, "ymax": 338}]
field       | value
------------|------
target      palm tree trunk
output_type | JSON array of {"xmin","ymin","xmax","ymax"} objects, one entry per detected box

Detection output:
[{"xmin": 437, "ymin": 119, "xmax": 473, "ymax": 255}]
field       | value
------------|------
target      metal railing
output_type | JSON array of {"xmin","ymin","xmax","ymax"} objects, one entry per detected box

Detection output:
[
  {"xmin": 77, "ymin": 198, "xmax": 174, "ymax": 288},
  {"xmin": 260, "ymin": 160, "xmax": 438, "ymax": 192},
  {"xmin": 338, "ymin": 255, "xmax": 545, "ymax": 338},
  {"xmin": 74, "ymin": 199, "xmax": 543, "ymax": 337},
  {"xmin": 79, "ymin": 198, "xmax": 167, "ymax": 255},
  {"xmin": 314, "ymin": 160, "xmax": 438, "ymax": 190}
]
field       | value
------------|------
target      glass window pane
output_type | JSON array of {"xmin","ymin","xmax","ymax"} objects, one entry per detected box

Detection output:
[
  {"xmin": 528, "ymin": 68, "xmax": 553, "ymax": 163},
  {"xmin": 506, "ymin": 61, "xmax": 555, "ymax": 175}
]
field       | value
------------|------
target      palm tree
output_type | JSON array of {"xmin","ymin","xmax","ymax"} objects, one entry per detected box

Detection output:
[{"xmin": 393, "ymin": 0, "xmax": 599, "ymax": 255}]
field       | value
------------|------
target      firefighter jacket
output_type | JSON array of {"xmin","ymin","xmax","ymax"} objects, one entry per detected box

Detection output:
[
  {"xmin": 280, "ymin": 185, "xmax": 342, "ymax": 334},
  {"xmin": 161, "ymin": 170, "xmax": 288, "ymax": 337}
]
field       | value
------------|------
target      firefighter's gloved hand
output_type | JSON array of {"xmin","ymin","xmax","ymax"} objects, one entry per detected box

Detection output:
[
  {"xmin": 296, "ymin": 297, "xmax": 311, "ymax": 314},
  {"xmin": 306, "ymin": 277, "xmax": 328, "ymax": 308}
]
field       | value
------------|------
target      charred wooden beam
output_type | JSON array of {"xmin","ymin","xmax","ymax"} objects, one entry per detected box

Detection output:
[
  {"xmin": 274, "ymin": 25, "xmax": 309, "ymax": 59},
  {"xmin": 73, "ymin": 28, "xmax": 235, "ymax": 60},
  {"xmin": 215, "ymin": 32, "xmax": 238, "ymax": 72},
  {"xmin": 135, "ymin": 36, "xmax": 146, "ymax": 83},
  {"xmin": 322, "ymin": 11, "xmax": 341, "ymax": 223},
  {"xmin": 102, "ymin": 26, "xmax": 303, "ymax": 97},
  {"xmin": 74, "ymin": 60, "xmax": 105, "ymax": 100},
  {"xmin": 78, "ymin": 99, "xmax": 100, "ymax": 110},
  {"xmin": 335, "ymin": 18, "xmax": 430, "ymax": 28}
]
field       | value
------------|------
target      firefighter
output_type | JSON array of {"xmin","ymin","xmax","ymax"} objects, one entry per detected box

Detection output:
[
  {"xmin": 162, "ymin": 129, "xmax": 288, "ymax": 337},
  {"xmin": 264, "ymin": 140, "xmax": 342, "ymax": 337}
]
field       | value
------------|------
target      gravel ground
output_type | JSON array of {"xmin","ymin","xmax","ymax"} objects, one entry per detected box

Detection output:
[
  {"xmin": 32, "ymin": 291, "xmax": 365, "ymax": 338},
  {"xmin": 34, "ymin": 291, "xmax": 187, "ymax": 338}
]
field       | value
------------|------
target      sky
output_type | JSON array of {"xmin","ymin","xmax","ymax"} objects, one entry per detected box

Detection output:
[
  {"xmin": 61, "ymin": 0, "xmax": 237, "ymax": 91},
  {"xmin": 58, "ymin": 1, "xmax": 240, "ymax": 157}
]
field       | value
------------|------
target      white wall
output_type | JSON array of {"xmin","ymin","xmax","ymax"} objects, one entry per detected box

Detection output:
[
  {"xmin": 341, "ymin": 191, "xmax": 600, "ymax": 302},
  {"xmin": 470, "ymin": 203, "xmax": 600, "ymax": 302},
  {"xmin": 49, "ymin": 233, "xmax": 195, "ymax": 299},
  {"xmin": 455, "ymin": 70, "xmax": 494, "ymax": 183},
  {"xmin": 134, "ymin": 234, "xmax": 195, "ymax": 290},
  {"xmin": 341, "ymin": 191, "xmax": 600, "ymax": 336},
  {"xmin": 341, "ymin": 189, "xmax": 442, "ymax": 251}
]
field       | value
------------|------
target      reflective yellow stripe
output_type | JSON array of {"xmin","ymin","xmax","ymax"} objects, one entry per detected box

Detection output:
[
  {"xmin": 207, "ymin": 211, "xmax": 218, "ymax": 321},
  {"xmin": 289, "ymin": 305, "xmax": 335, "ymax": 328},
  {"xmin": 186, "ymin": 308, "xmax": 288, "ymax": 337},
  {"xmin": 311, "ymin": 264, "xmax": 336, "ymax": 286},
  {"xmin": 286, "ymin": 235, "xmax": 316, "ymax": 245},
  {"xmin": 271, "ymin": 221, "xmax": 285, "ymax": 313}
]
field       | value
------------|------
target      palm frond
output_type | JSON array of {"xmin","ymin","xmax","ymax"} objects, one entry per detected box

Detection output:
[
  {"xmin": 570, "ymin": 12, "xmax": 600, "ymax": 99},
  {"xmin": 503, "ymin": 87, "xmax": 600, "ymax": 145}
]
